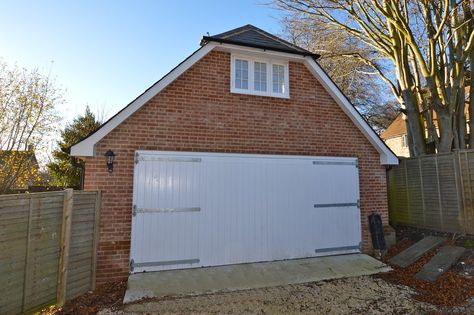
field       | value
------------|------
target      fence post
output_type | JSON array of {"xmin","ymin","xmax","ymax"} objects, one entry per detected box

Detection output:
[
  {"xmin": 434, "ymin": 156, "xmax": 444, "ymax": 230},
  {"xmin": 21, "ymin": 197, "xmax": 34, "ymax": 312},
  {"xmin": 418, "ymin": 157, "xmax": 426, "ymax": 228},
  {"xmin": 57, "ymin": 189, "xmax": 73, "ymax": 307},
  {"xmin": 90, "ymin": 191, "xmax": 102, "ymax": 291},
  {"xmin": 404, "ymin": 159, "xmax": 411, "ymax": 223},
  {"xmin": 465, "ymin": 152, "xmax": 474, "ymax": 234},
  {"xmin": 453, "ymin": 151, "xmax": 466, "ymax": 233}
]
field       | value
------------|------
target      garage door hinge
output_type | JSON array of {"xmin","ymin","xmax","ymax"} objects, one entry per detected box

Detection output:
[
  {"xmin": 355, "ymin": 160, "xmax": 359, "ymax": 168},
  {"xmin": 135, "ymin": 152, "xmax": 139, "ymax": 164},
  {"xmin": 130, "ymin": 259, "xmax": 135, "ymax": 272},
  {"xmin": 132, "ymin": 205, "xmax": 137, "ymax": 216},
  {"xmin": 357, "ymin": 199, "xmax": 360, "ymax": 208}
]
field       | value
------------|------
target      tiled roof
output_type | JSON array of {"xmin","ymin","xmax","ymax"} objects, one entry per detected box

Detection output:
[
  {"xmin": 380, "ymin": 114, "xmax": 406, "ymax": 139},
  {"xmin": 201, "ymin": 24, "xmax": 319, "ymax": 59},
  {"xmin": 381, "ymin": 86, "xmax": 471, "ymax": 140}
]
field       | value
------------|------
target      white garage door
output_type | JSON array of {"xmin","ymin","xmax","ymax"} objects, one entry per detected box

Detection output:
[{"xmin": 130, "ymin": 151, "xmax": 361, "ymax": 273}]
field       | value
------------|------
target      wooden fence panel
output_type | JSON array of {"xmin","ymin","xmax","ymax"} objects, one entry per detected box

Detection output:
[
  {"xmin": 439, "ymin": 154, "xmax": 463, "ymax": 232},
  {"xmin": 420, "ymin": 156, "xmax": 442, "ymax": 230},
  {"xmin": 388, "ymin": 150, "xmax": 474, "ymax": 235},
  {"xmin": 405, "ymin": 158, "xmax": 424, "ymax": 227},
  {"xmin": 0, "ymin": 190, "xmax": 101, "ymax": 315},
  {"xmin": 388, "ymin": 161, "xmax": 409, "ymax": 225},
  {"xmin": 66, "ymin": 191, "xmax": 99, "ymax": 300},
  {"xmin": 462, "ymin": 151, "xmax": 474, "ymax": 234},
  {"xmin": 23, "ymin": 193, "xmax": 64, "ymax": 311},
  {"xmin": 0, "ymin": 196, "xmax": 30, "ymax": 315}
]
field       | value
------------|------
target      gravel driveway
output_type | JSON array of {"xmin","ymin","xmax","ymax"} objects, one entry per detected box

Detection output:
[{"xmin": 98, "ymin": 276, "xmax": 437, "ymax": 315}]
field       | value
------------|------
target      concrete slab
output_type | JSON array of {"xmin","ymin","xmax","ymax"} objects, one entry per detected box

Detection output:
[
  {"xmin": 124, "ymin": 254, "xmax": 391, "ymax": 304},
  {"xmin": 416, "ymin": 246, "xmax": 466, "ymax": 281},
  {"xmin": 389, "ymin": 236, "xmax": 446, "ymax": 268}
]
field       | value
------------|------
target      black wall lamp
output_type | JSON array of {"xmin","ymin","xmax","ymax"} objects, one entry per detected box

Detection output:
[{"xmin": 104, "ymin": 150, "xmax": 116, "ymax": 173}]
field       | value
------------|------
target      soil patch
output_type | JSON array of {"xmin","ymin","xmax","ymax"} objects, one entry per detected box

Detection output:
[{"xmin": 39, "ymin": 280, "xmax": 127, "ymax": 315}]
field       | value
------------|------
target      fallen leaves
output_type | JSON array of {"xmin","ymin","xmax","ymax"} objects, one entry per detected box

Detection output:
[
  {"xmin": 40, "ymin": 280, "xmax": 127, "ymax": 315},
  {"xmin": 378, "ymin": 238, "xmax": 474, "ymax": 307}
]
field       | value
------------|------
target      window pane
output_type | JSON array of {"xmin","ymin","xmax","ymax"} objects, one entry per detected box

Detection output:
[
  {"xmin": 235, "ymin": 59, "xmax": 249, "ymax": 90},
  {"xmin": 254, "ymin": 61, "xmax": 267, "ymax": 92},
  {"xmin": 272, "ymin": 64, "xmax": 285, "ymax": 94}
]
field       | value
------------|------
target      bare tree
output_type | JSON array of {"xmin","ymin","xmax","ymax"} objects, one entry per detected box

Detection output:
[
  {"xmin": 281, "ymin": 14, "xmax": 398, "ymax": 132},
  {"xmin": 0, "ymin": 61, "xmax": 62, "ymax": 193},
  {"xmin": 274, "ymin": 0, "xmax": 474, "ymax": 156}
]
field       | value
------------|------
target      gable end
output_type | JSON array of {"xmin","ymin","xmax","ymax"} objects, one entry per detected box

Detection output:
[{"xmin": 71, "ymin": 33, "xmax": 397, "ymax": 165}]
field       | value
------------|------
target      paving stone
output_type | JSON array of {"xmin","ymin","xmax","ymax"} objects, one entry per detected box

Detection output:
[
  {"xmin": 390, "ymin": 236, "xmax": 446, "ymax": 268},
  {"xmin": 416, "ymin": 246, "xmax": 466, "ymax": 281}
]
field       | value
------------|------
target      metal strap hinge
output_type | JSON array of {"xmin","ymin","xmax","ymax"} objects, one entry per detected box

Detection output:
[
  {"xmin": 312, "ymin": 160, "xmax": 358, "ymax": 166},
  {"xmin": 135, "ymin": 153, "xmax": 139, "ymax": 164},
  {"xmin": 130, "ymin": 259, "xmax": 135, "ymax": 272},
  {"xmin": 357, "ymin": 199, "xmax": 360, "ymax": 208},
  {"xmin": 132, "ymin": 205, "xmax": 137, "ymax": 216}
]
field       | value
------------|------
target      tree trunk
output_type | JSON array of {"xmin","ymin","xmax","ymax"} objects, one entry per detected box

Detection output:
[
  {"xmin": 437, "ymin": 108, "xmax": 454, "ymax": 153},
  {"xmin": 402, "ymin": 89, "xmax": 426, "ymax": 156},
  {"xmin": 469, "ymin": 51, "xmax": 474, "ymax": 148},
  {"xmin": 457, "ymin": 87, "xmax": 466, "ymax": 149}
]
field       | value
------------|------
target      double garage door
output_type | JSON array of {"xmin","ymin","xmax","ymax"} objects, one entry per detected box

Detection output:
[{"xmin": 130, "ymin": 151, "xmax": 361, "ymax": 273}]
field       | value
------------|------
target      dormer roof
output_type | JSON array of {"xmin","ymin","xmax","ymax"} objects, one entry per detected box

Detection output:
[{"xmin": 201, "ymin": 24, "xmax": 319, "ymax": 59}]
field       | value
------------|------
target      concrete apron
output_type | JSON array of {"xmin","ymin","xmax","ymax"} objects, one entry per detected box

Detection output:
[{"xmin": 124, "ymin": 253, "xmax": 391, "ymax": 304}]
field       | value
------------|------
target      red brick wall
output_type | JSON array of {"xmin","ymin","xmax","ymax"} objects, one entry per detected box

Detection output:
[{"xmin": 83, "ymin": 50, "xmax": 389, "ymax": 285}]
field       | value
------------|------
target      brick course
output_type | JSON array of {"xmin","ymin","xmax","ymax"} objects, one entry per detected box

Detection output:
[{"xmin": 83, "ymin": 50, "xmax": 389, "ymax": 285}]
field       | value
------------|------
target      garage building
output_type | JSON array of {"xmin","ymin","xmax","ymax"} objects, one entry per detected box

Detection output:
[{"xmin": 71, "ymin": 24, "xmax": 398, "ymax": 284}]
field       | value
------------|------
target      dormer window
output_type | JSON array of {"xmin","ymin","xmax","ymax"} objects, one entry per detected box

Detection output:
[{"xmin": 231, "ymin": 54, "xmax": 289, "ymax": 98}]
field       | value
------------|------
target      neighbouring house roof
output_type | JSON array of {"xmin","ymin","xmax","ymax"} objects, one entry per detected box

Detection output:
[
  {"xmin": 381, "ymin": 86, "xmax": 471, "ymax": 140},
  {"xmin": 200, "ymin": 24, "xmax": 320, "ymax": 59},
  {"xmin": 70, "ymin": 24, "xmax": 398, "ymax": 165},
  {"xmin": 381, "ymin": 114, "xmax": 406, "ymax": 139}
]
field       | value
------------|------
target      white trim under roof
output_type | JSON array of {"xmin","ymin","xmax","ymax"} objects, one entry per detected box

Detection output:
[
  {"xmin": 70, "ymin": 43, "xmax": 217, "ymax": 156},
  {"xmin": 71, "ymin": 42, "xmax": 398, "ymax": 165}
]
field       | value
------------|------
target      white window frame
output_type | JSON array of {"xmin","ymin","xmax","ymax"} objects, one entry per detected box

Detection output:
[{"xmin": 230, "ymin": 54, "xmax": 290, "ymax": 98}]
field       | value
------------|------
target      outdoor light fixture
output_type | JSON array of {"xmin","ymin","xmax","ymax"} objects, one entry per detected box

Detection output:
[{"xmin": 104, "ymin": 150, "xmax": 116, "ymax": 173}]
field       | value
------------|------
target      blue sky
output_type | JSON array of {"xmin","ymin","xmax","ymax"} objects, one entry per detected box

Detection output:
[{"xmin": 0, "ymin": 1, "xmax": 285, "ymax": 123}]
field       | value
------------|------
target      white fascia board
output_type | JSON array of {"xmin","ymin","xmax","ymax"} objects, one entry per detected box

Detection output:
[
  {"xmin": 303, "ymin": 57, "xmax": 398, "ymax": 165},
  {"xmin": 70, "ymin": 43, "xmax": 218, "ymax": 157},
  {"xmin": 213, "ymin": 43, "xmax": 308, "ymax": 62}
]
